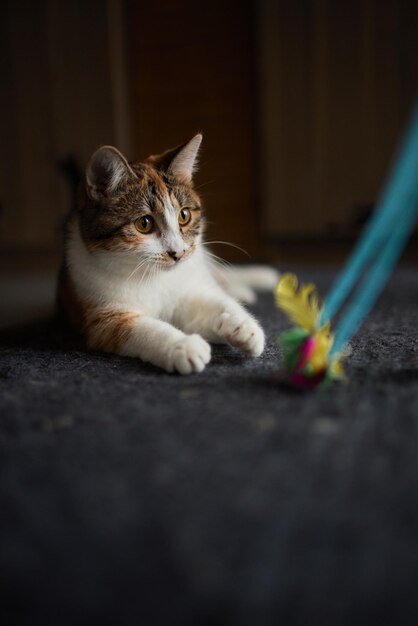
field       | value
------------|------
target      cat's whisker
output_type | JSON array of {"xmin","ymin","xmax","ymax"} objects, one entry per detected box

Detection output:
[
  {"xmin": 140, "ymin": 263, "xmax": 149, "ymax": 287},
  {"xmin": 206, "ymin": 253, "xmax": 228, "ymax": 269},
  {"xmin": 152, "ymin": 264, "xmax": 160, "ymax": 286},
  {"xmin": 145, "ymin": 262, "xmax": 159, "ymax": 289},
  {"xmin": 205, "ymin": 250, "xmax": 234, "ymax": 271},
  {"xmin": 202, "ymin": 240, "xmax": 250, "ymax": 258},
  {"xmin": 194, "ymin": 179, "xmax": 215, "ymax": 191},
  {"xmin": 126, "ymin": 258, "xmax": 149, "ymax": 282},
  {"xmin": 144, "ymin": 263, "xmax": 154, "ymax": 288},
  {"xmin": 126, "ymin": 263, "xmax": 143, "ymax": 282},
  {"xmin": 142, "ymin": 261, "xmax": 155, "ymax": 287}
]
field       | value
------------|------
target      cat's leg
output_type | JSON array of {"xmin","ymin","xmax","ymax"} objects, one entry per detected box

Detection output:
[
  {"xmin": 175, "ymin": 295, "xmax": 265, "ymax": 357},
  {"xmin": 85, "ymin": 310, "xmax": 211, "ymax": 374}
]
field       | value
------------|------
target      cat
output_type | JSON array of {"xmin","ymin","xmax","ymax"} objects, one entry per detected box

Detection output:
[{"xmin": 57, "ymin": 134, "xmax": 278, "ymax": 374}]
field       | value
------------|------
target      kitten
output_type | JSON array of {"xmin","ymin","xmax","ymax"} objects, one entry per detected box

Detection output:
[{"xmin": 57, "ymin": 134, "xmax": 278, "ymax": 374}]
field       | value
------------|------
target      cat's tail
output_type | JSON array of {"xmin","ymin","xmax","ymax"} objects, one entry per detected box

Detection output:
[{"xmin": 213, "ymin": 264, "xmax": 280, "ymax": 304}]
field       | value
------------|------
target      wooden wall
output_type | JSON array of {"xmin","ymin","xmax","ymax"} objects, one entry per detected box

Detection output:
[
  {"xmin": 258, "ymin": 0, "xmax": 418, "ymax": 245},
  {"xmin": 0, "ymin": 0, "xmax": 129, "ymax": 254}
]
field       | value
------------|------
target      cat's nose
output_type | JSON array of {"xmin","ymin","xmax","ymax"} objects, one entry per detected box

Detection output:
[{"xmin": 167, "ymin": 249, "xmax": 185, "ymax": 261}]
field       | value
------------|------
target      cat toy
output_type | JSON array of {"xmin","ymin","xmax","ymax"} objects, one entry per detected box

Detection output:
[{"xmin": 275, "ymin": 103, "xmax": 418, "ymax": 389}]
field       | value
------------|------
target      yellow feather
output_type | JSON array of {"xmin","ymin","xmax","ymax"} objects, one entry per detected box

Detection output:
[{"xmin": 275, "ymin": 273, "xmax": 321, "ymax": 332}]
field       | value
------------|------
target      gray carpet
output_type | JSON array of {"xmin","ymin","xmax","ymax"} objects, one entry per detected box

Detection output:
[{"xmin": 1, "ymin": 268, "xmax": 417, "ymax": 625}]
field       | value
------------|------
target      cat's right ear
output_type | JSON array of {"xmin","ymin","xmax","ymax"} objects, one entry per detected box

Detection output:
[{"xmin": 86, "ymin": 146, "xmax": 134, "ymax": 200}]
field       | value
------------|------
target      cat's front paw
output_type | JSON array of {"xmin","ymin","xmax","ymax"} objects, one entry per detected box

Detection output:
[
  {"xmin": 216, "ymin": 312, "xmax": 265, "ymax": 357},
  {"xmin": 169, "ymin": 334, "xmax": 211, "ymax": 375}
]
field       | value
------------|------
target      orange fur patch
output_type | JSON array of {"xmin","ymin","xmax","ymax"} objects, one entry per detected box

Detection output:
[
  {"xmin": 57, "ymin": 266, "xmax": 138, "ymax": 353},
  {"xmin": 85, "ymin": 309, "xmax": 138, "ymax": 353}
]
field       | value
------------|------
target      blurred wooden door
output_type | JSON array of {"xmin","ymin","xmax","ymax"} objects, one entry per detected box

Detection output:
[
  {"xmin": 0, "ymin": 0, "xmax": 129, "ymax": 254},
  {"xmin": 259, "ymin": 0, "xmax": 418, "ymax": 245}
]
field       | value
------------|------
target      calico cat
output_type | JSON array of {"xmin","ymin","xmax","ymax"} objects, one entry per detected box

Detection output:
[{"xmin": 57, "ymin": 134, "xmax": 278, "ymax": 374}]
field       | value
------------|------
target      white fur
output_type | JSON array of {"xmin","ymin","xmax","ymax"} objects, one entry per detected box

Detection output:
[
  {"xmin": 160, "ymin": 194, "xmax": 187, "ymax": 257},
  {"xmin": 66, "ymin": 221, "xmax": 275, "ymax": 374}
]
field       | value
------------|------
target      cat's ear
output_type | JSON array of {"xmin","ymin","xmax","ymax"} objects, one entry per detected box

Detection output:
[
  {"xmin": 147, "ymin": 134, "xmax": 202, "ymax": 182},
  {"xmin": 168, "ymin": 134, "xmax": 202, "ymax": 181},
  {"xmin": 86, "ymin": 146, "xmax": 134, "ymax": 200}
]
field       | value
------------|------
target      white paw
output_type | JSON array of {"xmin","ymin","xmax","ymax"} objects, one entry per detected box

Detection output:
[
  {"xmin": 169, "ymin": 334, "xmax": 211, "ymax": 375},
  {"xmin": 216, "ymin": 312, "xmax": 265, "ymax": 356}
]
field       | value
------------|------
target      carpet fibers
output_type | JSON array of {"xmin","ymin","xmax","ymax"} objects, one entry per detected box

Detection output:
[{"xmin": 1, "ymin": 268, "xmax": 417, "ymax": 625}]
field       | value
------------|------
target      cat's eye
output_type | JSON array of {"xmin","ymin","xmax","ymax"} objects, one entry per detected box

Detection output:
[
  {"xmin": 135, "ymin": 215, "xmax": 154, "ymax": 234},
  {"xmin": 178, "ymin": 208, "xmax": 192, "ymax": 226}
]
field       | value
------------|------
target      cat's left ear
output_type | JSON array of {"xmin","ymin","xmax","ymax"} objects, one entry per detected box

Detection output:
[
  {"xmin": 86, "ymin": 145, "xmax": 134, "ymax": 200},
  {"xmin": 147, "ymin": 134, "xmax": 202, "ymax": 183}
]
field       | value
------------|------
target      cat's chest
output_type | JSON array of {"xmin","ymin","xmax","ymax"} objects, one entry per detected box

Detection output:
[
  {"xmin": 117, "ymin": 275, "xmax": 180, "ymax": 316},
  {"xmin": 67, "ymin": 223, "xmax": 215, "ymax": 317},
  {"xmin": 80, "ymin": 255, "xmax": 212, "ymax": 318}
]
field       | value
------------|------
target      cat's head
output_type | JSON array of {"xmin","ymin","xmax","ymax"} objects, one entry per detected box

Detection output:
[{"xmin": 78, "ymin": 134, "xmax": 203, "ymax": 269}]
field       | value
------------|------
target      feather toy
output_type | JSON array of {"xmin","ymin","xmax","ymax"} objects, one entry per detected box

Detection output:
[
  {"xmin": 274, "ymin": 104, "xmax": 418, "ymax": 389},
  {"xmin": 275, "ymin": 275, "xmax": 344, "ymax": 388}
]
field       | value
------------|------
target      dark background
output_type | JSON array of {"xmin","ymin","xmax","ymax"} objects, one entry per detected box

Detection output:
[{"xmin": 1, "ymin": 0, "xmax": 417, "ymax": 273}]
